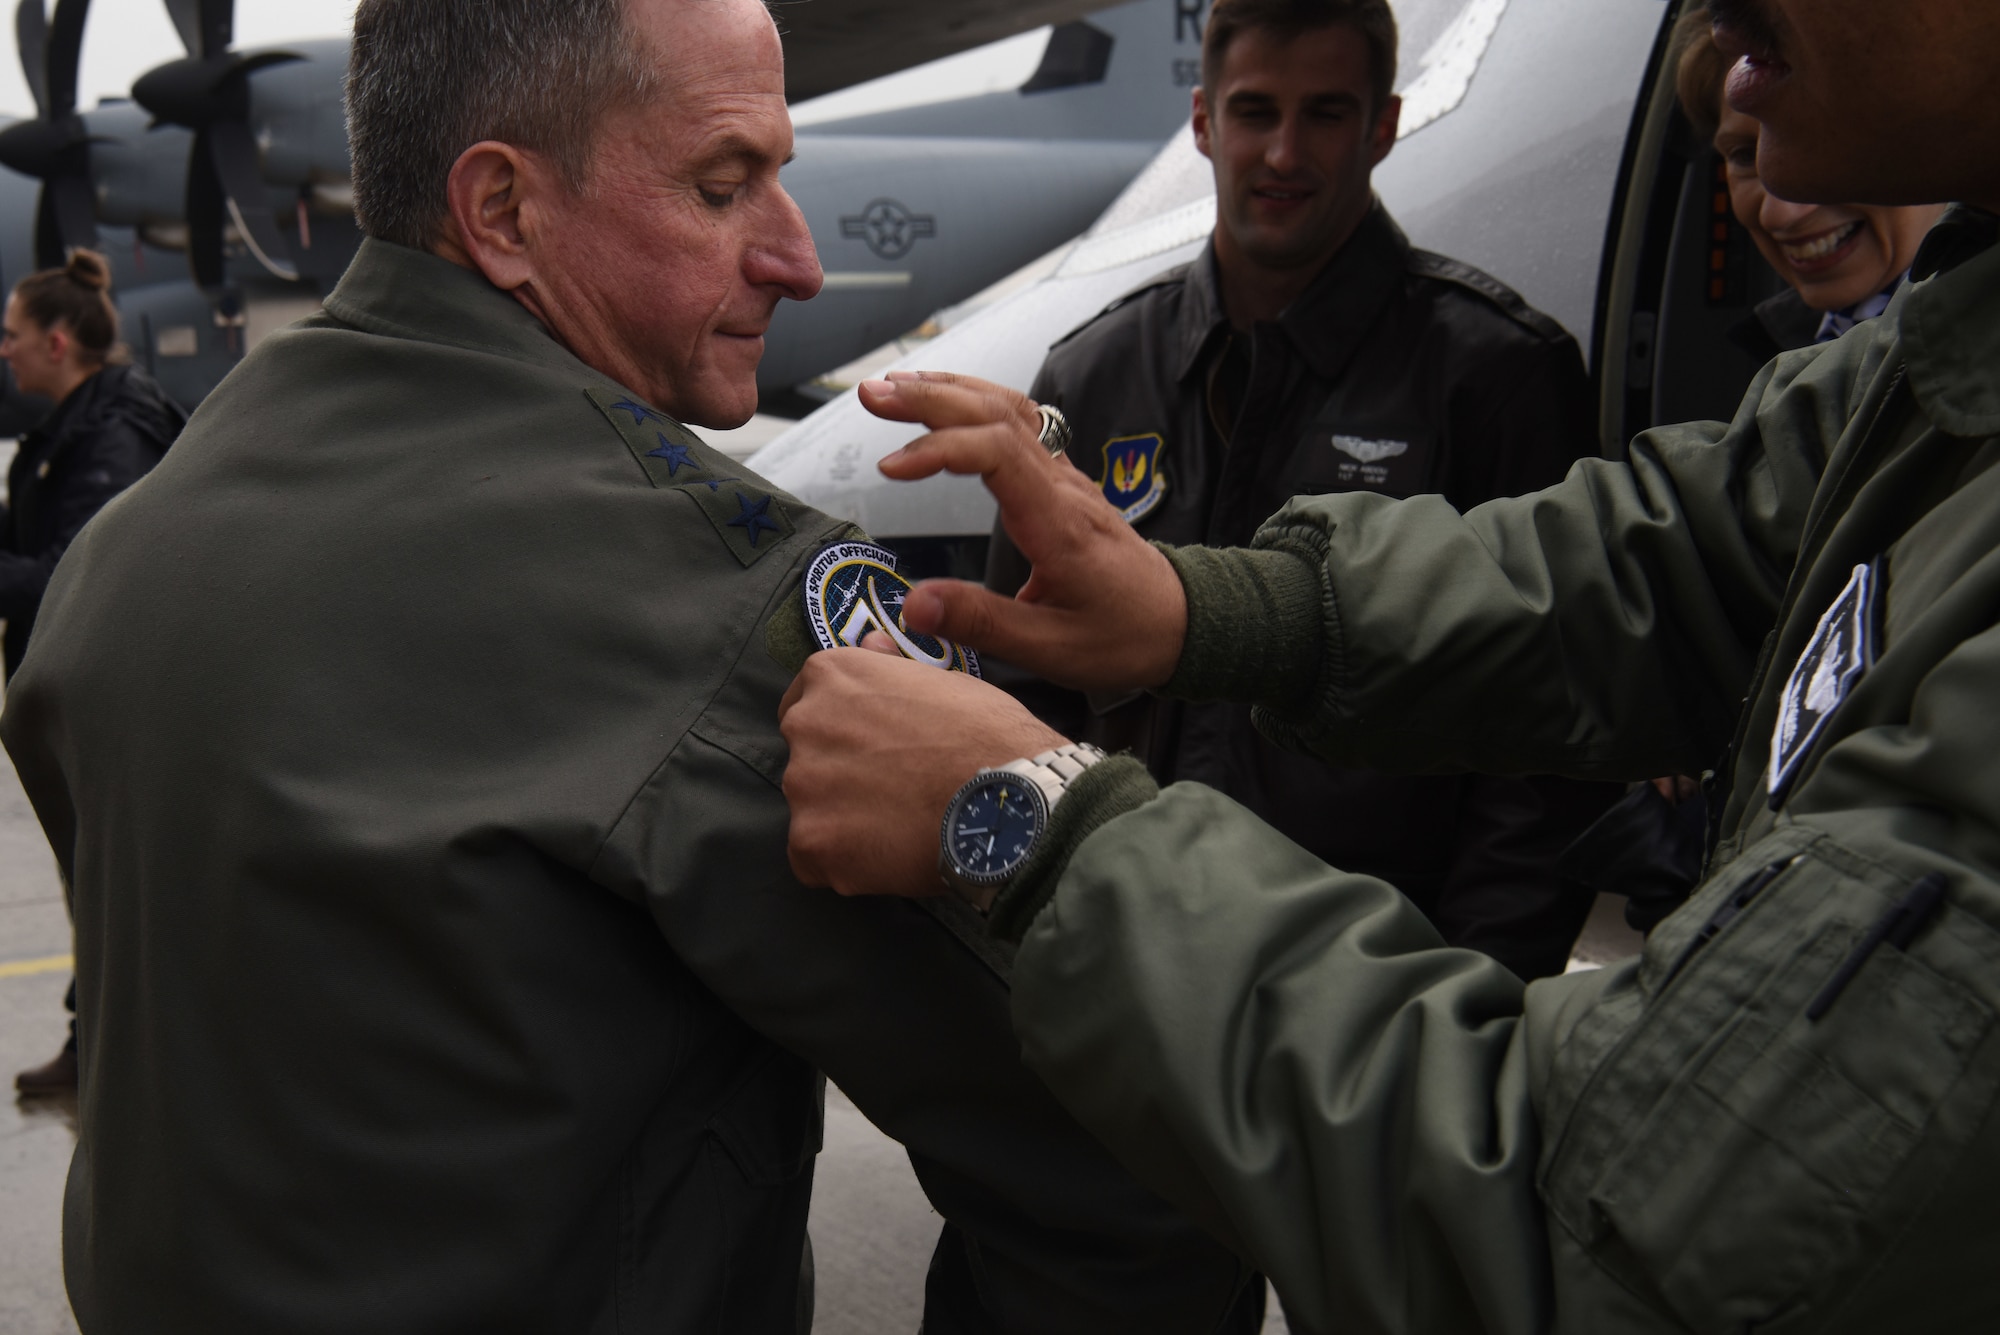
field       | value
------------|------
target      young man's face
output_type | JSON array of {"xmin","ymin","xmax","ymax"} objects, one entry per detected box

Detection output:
[
  {"xmin": 1711, "ymin": 0, "xmax": 2000, "ymax": 209},
  {"xmin": 1193, "ymin": 23, "xmax": 1400, "ymax": 279}
]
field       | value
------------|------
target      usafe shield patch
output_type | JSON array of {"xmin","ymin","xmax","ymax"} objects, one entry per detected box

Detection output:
[
  {"xmin": 803, "ymin": 541, "xmax": 980, "ymax": 676},
  {"xmin": 587, "ymin": 387, "xmax": 795, "ymax": 567},
  {"xmin": 1770, "ymin": 560, "xmax": 1881, "ymax": 808},
  {"xmin": 1099, "ymin": 434, "xmax": 1166, "ymax": 523}
]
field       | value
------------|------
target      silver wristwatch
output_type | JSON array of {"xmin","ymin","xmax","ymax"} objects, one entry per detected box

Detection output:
[{"xmin": 938, "ymin": 744, "xmax": 1107, "ymax": 909}]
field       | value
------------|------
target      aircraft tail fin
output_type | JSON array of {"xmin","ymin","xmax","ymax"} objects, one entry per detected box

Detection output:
[
  {"xmin": 796, "ymin": 0, "xmax": 1201, "ymax": 144},
  {"xmin": 1016, "ymin": 0, "xmax": 1204, "ymax": 142}
]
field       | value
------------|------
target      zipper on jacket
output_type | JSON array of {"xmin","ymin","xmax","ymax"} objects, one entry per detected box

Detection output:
[{"xmin": 1661, "ymin": 855, "xmax": 1800, "ymax": 989}]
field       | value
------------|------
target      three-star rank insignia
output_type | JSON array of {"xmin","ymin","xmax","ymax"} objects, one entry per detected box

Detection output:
[
  {"xmin": 1099, "ymin": 434, "xmax": 1167, "ymax": 523},
  {"xmin": 587, "ymin": 387, "xmax": 795, "ymax": 566},
  {"xmin": 804, "ymin": 541, "xmax": 980, "ymax": 677}
]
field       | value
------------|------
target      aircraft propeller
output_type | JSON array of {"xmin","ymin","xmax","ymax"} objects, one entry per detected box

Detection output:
[
  {"xmin": 0, "ymin": 0, "xmax": 100, "ymax": 269},
  {"xmin": 132, "ymin": 0, "xmax": 302, "ymax": 287}
]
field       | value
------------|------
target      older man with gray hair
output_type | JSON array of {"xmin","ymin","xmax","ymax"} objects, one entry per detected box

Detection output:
[{"xmin": 0, "ymin": 0, "xmax": 1263, "ymax": 1331}]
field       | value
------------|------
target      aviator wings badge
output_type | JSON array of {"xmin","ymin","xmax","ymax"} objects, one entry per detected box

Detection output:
[
  {"xmin": 1099, "ymin": 434, "xmax": 1167, "ymax": 523},
  {"xmin": 804, "ymin": 542, "xmax": 981, "ymax": 677}
]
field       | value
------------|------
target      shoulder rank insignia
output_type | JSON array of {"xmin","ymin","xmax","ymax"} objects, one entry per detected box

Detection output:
[
  {"xmin": 586, "ymin": 386, "xmax": 795, "ymax": 567},
  {"xmin": 1770, "ymin": 560, "xmax": 1881, "ymax": 809},
  {"xmin": 804, "ymin": 541, "xmax": 980, "ymax": 676},
  {"xmin": 1099, "ymin": 434, "xmax": 1167, "ymax": 524}
]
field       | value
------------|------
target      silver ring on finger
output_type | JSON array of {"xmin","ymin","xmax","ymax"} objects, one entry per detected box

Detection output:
[{"xmin": 1034, "ymin": 404, "xmax": 1072, "ymax": 460}]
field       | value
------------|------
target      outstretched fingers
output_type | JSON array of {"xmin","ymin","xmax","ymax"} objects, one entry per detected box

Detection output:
[{"xmin": 859, "ymin": 372, "xmax": 1039, "ymax": 432}]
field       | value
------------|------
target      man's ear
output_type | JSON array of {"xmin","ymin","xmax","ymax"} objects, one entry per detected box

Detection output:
[
  {"xmin": 1192, "ymin": 86, "xmax": 1214, "ymax": 161},
  {"xmin": 1368, "ymin": 94, "xmax": 1402, "ymax": 168},
  {"xmin": 439, "ymin": 140, "xmax": 548, "ymax": 292}
]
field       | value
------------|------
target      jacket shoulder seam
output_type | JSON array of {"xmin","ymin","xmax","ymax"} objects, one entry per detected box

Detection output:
[
  {"xmin": 1407, "ymin": 250, "xmax": 1571, "ymax": 343},
  {"xmin": 1048, "ymin": 264, "xmax": 1193, "ymax": 352}
]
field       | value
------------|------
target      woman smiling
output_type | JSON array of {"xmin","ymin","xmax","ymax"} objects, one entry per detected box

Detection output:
[{"xmin": 1677, "ymin": 9, "xmax": 1946, "ymax": 351}]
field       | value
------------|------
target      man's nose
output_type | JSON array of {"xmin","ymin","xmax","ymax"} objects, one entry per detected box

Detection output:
[
  {"xmin": 750, "ymin": 187, "xmax": 824, "ymax": 303},
  {"xmin": 1265, "ymin": 116, "xmax": 1302, "ymax": 174}
]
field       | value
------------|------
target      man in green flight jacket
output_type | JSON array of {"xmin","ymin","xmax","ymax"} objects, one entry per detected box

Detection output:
[
  {"xmin": 780, "ymin": 0, "xmax": 2000, "ymax": 1330},
  {"xmin": 0, "ymin": 0, "xmax": 1264, "ymax": 1330}
]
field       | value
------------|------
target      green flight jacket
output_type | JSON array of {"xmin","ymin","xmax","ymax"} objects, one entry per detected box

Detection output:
[
  {"xmin": 0, "ymin": 239, "xmax": 1256, "ymax": 1333},
  {"xmin": 1004, "ymin": 206, "xmax": 2000, "ymax": 1335}
]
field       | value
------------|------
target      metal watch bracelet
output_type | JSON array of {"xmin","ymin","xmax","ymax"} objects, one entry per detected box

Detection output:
[
  {"xmin": 995, "ymin": 743, "xmax": 1107, "ymax": 809},
  {"xmin": 938, "ymin": 743, "xmax": 1108, "ymax": 914}
]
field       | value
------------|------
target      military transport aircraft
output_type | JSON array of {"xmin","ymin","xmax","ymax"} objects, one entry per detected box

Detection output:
[
  {"xmin": 0, "ymin": 0, "xmax": 1192, "ymax": 432},
  {"xmin": 764, "ymin": 0, "xmax": 1199, "ymax": 396},
  {"xmin": 753, "ymin": 0, "xmax": 1802, "ymax": 578}
]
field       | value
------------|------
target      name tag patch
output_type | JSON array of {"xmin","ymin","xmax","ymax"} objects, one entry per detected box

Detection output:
[
  {"xmin": 804, "ymin": 541, "xmax": 980, "ymax": 677},
  {"xmin": 1770, "ymin": 561, "xmax": 1880, "ymax": 808},
  {"xmin": 1099, "ymin": 434, "xmax": 1167, "ymax": 523}
]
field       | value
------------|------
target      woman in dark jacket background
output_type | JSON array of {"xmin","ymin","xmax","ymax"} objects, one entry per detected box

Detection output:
[
  {"xmin": 2, "ymin": 250, "xmax": 184, "ymax": 1094},
  {"xmin": 0, "ymin": 251, "xmax": 186, "ymax": 680}
]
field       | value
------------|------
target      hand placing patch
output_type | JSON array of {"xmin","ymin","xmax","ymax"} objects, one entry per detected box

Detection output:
[{"xmin": 804, "ymin": 542, "xmax": 980, "ymax": 676}]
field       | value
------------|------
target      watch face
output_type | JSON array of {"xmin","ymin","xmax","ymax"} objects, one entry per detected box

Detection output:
[{"xmin": 946, "ymin": 776, "xmax": 1046, "ymax": 884}]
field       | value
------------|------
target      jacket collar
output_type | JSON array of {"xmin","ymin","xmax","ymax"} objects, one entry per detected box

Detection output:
[
  {"xmin": 1175, "ymin": 198, "xmax": 1411, "ymax": 383},
  {"xmin": 1901, "ymin": 205, "xmax": 2000, "ymax": 439},
  {"xmin": 322, "ymin": 238, "xmax": 590, "ymax": 377}
]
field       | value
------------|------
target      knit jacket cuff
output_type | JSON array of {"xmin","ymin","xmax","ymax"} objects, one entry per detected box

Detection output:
[
  {"xmin": 987, "ymin": 756, "xmax": 1160, "ymax": 943},
  {"xmin": 1158, "ymin": 544, "xmax": 1323, "ymax": 713}
]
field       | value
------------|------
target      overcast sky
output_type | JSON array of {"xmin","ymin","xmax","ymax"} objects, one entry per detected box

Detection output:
[
  {"xmin": 0, "ymin": 0, "xmax": 357, "ymax": 119},
  {"xmin": 0, "ymin": 0, "xmax": 1041, "ymax": 124}
]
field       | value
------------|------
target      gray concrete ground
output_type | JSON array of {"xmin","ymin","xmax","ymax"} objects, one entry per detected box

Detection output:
[
  {"xmin": 0, "ymin": 712, "xmax": 1631, "ymax": 1331},
  {"xmin": 0, "ymin": 745, "xmax": 81, "ymax": 1335}
]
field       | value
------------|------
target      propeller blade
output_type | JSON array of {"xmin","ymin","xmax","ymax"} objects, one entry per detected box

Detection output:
[
  {"xmin": 32, "ymin": 184, "xmax": 61, "ymax": 269},
  {"xmin": 16, "ymin": 0, "xmax": 47, "ymax": 117},
  {"xmin": 196, "ymin": 0, "xmax": 231, "ymax": 61},
  {"xmin": 162, "ymin": 0, "xmax": 200, "ymax": 56},
  {"xmin": 185, "ymin": 124, "xmax": 225, "ymax": 289},
  {"xmin": 47, "ymin": 166, "xmax": 96, "ymax": 254},
  {"xmin": 208, "ymin": 118, "xmax": 295, "ymax": 280},
  {"xmin": 45, "ymin": 0, "xmax": 87, "ymax": 119}
]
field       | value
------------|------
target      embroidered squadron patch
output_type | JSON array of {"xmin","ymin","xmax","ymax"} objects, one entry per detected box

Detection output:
[
  {"xmin": 804, "ymin": 541, "xmax": 981, "ymax": 677},
  {"xmin": 1770, "ymin": 561, "xmax": 1881, "ymax": 808},
  {"xmin": 1099, "ymin": 434, "xmax": 1166, "ymax": 523}
]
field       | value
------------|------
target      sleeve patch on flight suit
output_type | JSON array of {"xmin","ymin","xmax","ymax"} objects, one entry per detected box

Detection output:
[
  {"xmin": 1769, "ymin": 560, "xmax": 1882, "ymax": 809},
  {"xmin": 1099, "ymin": 434, "xmax": 1167, "ymax": 523},
  {"xmin": 803, "ymin": 541, "xmax": 980, "ymax": 676}
]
